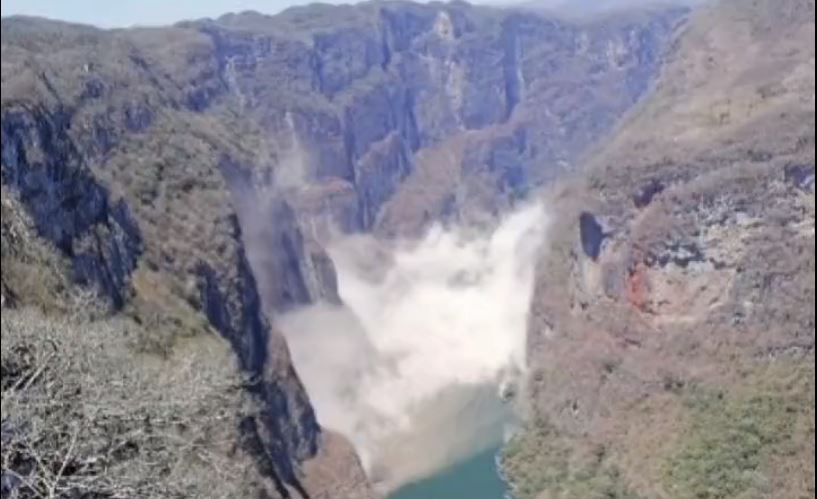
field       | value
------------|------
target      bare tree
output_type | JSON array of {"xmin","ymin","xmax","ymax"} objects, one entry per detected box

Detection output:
[{"xmin": 1, "ymin": 298, "xmax": 262, "ymax": 499}]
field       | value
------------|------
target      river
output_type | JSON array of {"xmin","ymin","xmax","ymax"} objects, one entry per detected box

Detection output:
[{"xmin": 390, "ymin": 446, "xmax": 508, "ymax": 499}]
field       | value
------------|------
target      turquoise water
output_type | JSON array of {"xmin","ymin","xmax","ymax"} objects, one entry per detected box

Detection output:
[{"xmin": 390, "ymin": 446, "xmax": 508, "ymax": 499}]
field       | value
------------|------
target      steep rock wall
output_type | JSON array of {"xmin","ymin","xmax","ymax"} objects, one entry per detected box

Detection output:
[
  {"xmin": 194, "ymin": 2, "xmax": 686, "ymax": 236},
  {"xmin": 507, "ymin": 1, "xmax": 815, "ymax": 497},
  {"xmin": 0, "ymin": 19, "xmax": 337, "ymax": 498}
]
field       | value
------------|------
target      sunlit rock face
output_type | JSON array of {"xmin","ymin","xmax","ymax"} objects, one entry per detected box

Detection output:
[{"xmin": 198, "ymin": 2, "xmax": 686, "ymax": 237}]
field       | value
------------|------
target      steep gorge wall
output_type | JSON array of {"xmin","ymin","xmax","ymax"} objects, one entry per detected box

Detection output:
[
  {"xmin": 195, "ymin": 2, "xmax": 686, "ymax": 236},
  {"xmin": 0, "ymin": 19, "xmax": 337, "ymax": 498},
  {"xmin": 506, "ymin": 1, "xmax": 815, "ymax": 497}
]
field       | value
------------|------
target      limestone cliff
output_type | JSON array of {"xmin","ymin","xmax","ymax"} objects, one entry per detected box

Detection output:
[{"xmin": 191, "ymin": 2, "xmax": 686, "ymax": 236}]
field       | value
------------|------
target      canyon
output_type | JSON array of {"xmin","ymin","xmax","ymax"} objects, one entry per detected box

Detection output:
[{"xmin": 1, "ymin": 0, "xmax": 814, "ymax": 498}]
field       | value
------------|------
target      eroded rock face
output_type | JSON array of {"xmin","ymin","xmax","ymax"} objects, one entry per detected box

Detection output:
[
  {"xmin": 1, "ymin": 105, "xmax": 143, "ymax": 308},
  {"xmin": 197, "ymin": 250, "xmax": 320, "ymax": 496},
  {"xmin": 578, "ymin": 212, "xmax": 606, "ymax": 260},
  {"xmin": 785, "ymin": 163, "xmax": 816, "ymax": 191},
  {"xmin": 196, "ymin": 2, "xmax": 686, "ymax": 235}
]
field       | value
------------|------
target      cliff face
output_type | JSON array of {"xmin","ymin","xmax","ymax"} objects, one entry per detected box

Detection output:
[
  {"xmin": 506, "ymin": 1, "xmax": 816, "ymax": 497},
  {"xmin": 194, "ymin": 2, "xmax": 685, "ymax": 236},
  {"xmin": 1, "ymin": 105, "xmax": 143, "ymax": 310},
  {"xmin": 1, "ymin": 2, "xmax": 684, "ymax": 497},
  {"xmin": 0, "ymin": 19, "xmax": 330, "ymax": 498}
]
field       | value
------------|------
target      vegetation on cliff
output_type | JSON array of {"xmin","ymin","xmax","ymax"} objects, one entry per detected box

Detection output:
[{"xmin": 506, "ymin": 0, "xmax": 815, "ymax": 497}]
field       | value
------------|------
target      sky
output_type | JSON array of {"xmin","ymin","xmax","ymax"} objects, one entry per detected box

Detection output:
[
  {"xmin": 0, "ymin": 0, "xmax": 683, "ymax": 28},
  {"xmin": 0, "ymin": 0, "xmax": 340, "ymax": 27}
]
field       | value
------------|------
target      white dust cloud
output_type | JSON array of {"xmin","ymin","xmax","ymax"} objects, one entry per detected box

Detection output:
[{"xmin": 280, "ymin": 203, "xmax": 548, "ymax": 491}]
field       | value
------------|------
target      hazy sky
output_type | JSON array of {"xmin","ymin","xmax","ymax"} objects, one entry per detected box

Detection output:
[
  {"xmin": 0, "ymin": 0, "xmax": 629, "ymax": 28},
  {"xmin": 0, "ymin": 0, "xmax": 339, "ymax": 27},
  {"xmin": 1, "ymin": 0, "xmax": 699, "ymax": 28}
]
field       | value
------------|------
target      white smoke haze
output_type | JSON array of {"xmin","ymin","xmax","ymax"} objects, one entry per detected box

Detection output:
[
  {"xmin": 273, "ymin": 112, "xmax": 311, "ymax": 190},
  {"xmin": 280, "ymin": 203, "xmax": 548, "ymax": 491}
]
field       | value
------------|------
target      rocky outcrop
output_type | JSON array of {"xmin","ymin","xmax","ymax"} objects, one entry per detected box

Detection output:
[
  {"xmin": 578, "ymin": 212, "xmax": 606, "ymax": 260},
  {"xmin": 1, "ymin": 105, "xmax": 142, "ymax": 308},
  {"xmin": 197, "ymin": 250, "xmax": 320, "ymax": 497}
]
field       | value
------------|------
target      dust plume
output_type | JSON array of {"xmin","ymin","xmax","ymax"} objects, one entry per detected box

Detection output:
[{"xmin": 280, "ymin": 203, "xmax": 548, "ymax": 491}]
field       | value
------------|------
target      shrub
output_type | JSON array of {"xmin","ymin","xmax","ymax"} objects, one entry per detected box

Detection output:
[
  {"xmin": 502, "ymin": 422, "xmax": 642, "ymax": 499},
  {"xmin": 663, "ymin": 363, "xmax": 815, "ymax": 499},
  {"xmin": 1, "ymin": 301, "xmax": 258, "ymax": 499}
]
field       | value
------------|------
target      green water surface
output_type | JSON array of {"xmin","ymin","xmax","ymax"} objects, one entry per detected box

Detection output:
[{"xmin": 390, "ymin": 446, "xmax": 508, "ymax": 499}]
